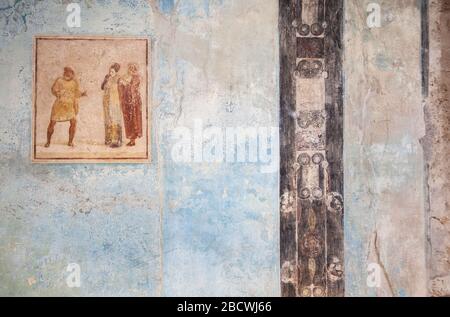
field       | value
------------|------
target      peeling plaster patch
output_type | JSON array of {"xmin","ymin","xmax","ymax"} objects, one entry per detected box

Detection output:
[
  {"xmin": 431, "ymin": 275, "xmax": 450, "ymax": 297},
  {"xmin": 118, "ymin": 0, "xmax": 140, "ymax": 9},
  {"xmin": 158, "ymin": 0, "xmax": 175, "ymax": 14}
]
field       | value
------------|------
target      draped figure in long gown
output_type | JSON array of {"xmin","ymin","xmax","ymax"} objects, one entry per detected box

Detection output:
[
  {"xmin": 101, "ymin": 63, "xmax": 123, "ymax": 148},
  {"xmin": 118, "ymin": 63, "xmax": 143, "ymax": 147}
]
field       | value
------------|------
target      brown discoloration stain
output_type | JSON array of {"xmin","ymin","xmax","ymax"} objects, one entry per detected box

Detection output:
[{"xmin": 431, "ymin": 216, "xmax": 450, "ymax": 226}]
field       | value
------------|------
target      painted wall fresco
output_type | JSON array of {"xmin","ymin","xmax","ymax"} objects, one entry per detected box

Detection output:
[
  {"xmin": 0, "ymin": 0, "xmax": 280, "ymax": 296},
  {"xmin": 33, "ymin": 36, "xmax": 150, "ymax": 162},
  {"xmin": 279, "ymin": 0, "xmax": 344, "ymax": 297},
  {"xmin": 1, "ymin": 0, "xmax": 449, "ymax": 298}
]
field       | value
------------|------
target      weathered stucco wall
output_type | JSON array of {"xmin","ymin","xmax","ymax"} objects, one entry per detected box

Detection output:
[
  {"xmin": 2, "ymin": 0, "xmax": 447, "ymax": 298},
  {"xmin": 344, "ymin": 0, "xmax": 428, "ymax": 297},
  {"xmin": 427, "ymin": 0, "xmax": 450, "ymax": 297},
  {"xmin": 0, "ymin": 0, "xmax": 280, "ymax": 296}
]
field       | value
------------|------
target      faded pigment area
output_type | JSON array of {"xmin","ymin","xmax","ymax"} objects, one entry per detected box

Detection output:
[
  {"xmin": 344, "ymin": 0, "xmax": 428, "ymax": 296},
  {"xmin": 0, "ymin": 0, "xmax": 280, "ymax": 296}
]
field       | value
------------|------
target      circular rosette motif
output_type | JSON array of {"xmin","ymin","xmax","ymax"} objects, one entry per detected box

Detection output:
[
  {"xmin": 311, "ymin": 187, "xmax": 324, "ymax": 200},
  {"xmin": 326, "ymin": 192, "xmax": 344, "ymax": 214},
  {"xmin": 298, "ymin": 23, "xmax": 310, "ymax": 36},
  {"xmin": 301, "ymin": 285, "xmax": 325, "ymax": 298},
  {"xmin": 299, "ymin": 188, "xmax": 311, "ymax": 200},
  {"xmin": 298, "ymin": 153, "xmax": 311, "ymax": 166},
  {"xmin": 312, "ymin": 153, "xmax": 324, "ymax": 165},
  {"xmin": 311, "ymin": 23, "xmax": 324, "ymax": 36},
  {"xmin": 313, "ymin": 286, "xmax": 325, "ymax": 297}
]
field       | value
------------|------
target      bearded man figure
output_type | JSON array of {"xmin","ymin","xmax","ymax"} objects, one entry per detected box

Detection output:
[{"xmin": 45, "ymin": 67, "xmax": 87, "ymax": 148}]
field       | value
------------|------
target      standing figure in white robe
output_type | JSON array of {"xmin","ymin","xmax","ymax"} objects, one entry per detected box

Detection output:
[{"xmin": 101, "ymin": 63, "xmax": 123, "ymax": 148}]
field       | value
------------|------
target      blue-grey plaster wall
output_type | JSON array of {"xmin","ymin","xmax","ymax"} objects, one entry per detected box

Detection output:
[
  {"xmin": 344, "ymin": 0, "xmax": 428, "ymax": 297},
  {"xmin": 0, "ymin": 0, "xmax": 280, "ymax": 296}
]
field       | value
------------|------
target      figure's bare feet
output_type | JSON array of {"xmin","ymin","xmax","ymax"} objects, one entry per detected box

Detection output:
[
  {"xmin": 44, "ymin": 143, "xmax": 50, "ymax": 148},
  {"xmin": 68, "ymin": 142, "xmax": 74, "ymax": 147},
  {"xmin": 127, "ymin": 140, "xmax": 135, "ymax": 147}
]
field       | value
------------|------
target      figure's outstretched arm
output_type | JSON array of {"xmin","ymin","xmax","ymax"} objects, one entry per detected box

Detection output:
[
  {"xmin": 51, "ymin": 79, "xmax": 61, "ymax": 97},
  {"xmin": 75, "ymin": 80, "xmax": 87, "ymax": 97}
]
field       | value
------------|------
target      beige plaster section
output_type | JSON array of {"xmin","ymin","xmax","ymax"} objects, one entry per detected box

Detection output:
[
  {"xmin": 344, "ymin": 0, "xmax": 428, "ymax": 296},
  {"xmin": 302, "ymin": 0, "xmax": 319, "ymax": 25},
  {"xmin": 295, "ymin": 77, "xmax": 325, "ymax": 110},
  {"xmin": 427, "ymin": 0, "xmax": 450, "ymax": 297}
]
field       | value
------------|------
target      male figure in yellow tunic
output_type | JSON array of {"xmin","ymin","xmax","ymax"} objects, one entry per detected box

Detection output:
[{"xmin": 45, "ymin": 67, "xmax": 87, "ymax": 147}]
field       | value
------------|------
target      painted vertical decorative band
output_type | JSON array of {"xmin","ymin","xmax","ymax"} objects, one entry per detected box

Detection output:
[
  {"xmin": 422, "ymin": 0, "xmax": 429, "ymax": 97},
  {"xmin": 280, "ymin": 0, "xmax": 344, "ymax": 297}
]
